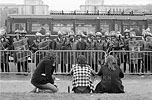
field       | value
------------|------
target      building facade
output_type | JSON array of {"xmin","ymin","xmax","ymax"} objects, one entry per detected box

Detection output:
[
  {"xmin": 0, "ymin": 0, "xmax": 49, "ymax": 27},
  {"xmin": 80, "ymin": 0, "xmax": 152, "ymax": 14}
]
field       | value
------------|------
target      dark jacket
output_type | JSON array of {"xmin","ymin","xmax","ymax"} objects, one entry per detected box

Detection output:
[
  {"xmin": 95, "ymin": 65, "xmax": 124, "ymax": 93},
  {"xmin": 31, "ymin": 58, "xmax": 55, "ymax": 85},
  {"xmin": 76, "ymin": 40, "xmax": 87, "ymax": 50}
]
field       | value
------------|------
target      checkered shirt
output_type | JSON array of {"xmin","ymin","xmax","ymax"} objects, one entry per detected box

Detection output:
[{"xmin": 71, "ymin": 64, "xmax": 94, "ymax": 90}]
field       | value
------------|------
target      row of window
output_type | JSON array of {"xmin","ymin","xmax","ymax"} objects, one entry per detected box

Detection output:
[{"xmin": 10, "ymin": 20, "xmax": 152, "ymax": 35}]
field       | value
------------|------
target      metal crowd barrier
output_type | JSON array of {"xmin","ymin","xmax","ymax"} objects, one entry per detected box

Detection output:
[
  {"xmin": 109, "ymin": 50, "xmax": 152, "ymax": 74},
  {"xmin": 35, "ymin": 50, "xmax": 107, "ymax": 74},
  {"xmin": 1, "ymin": 50, "xmax": 151, "ymax": 75},
  {"xmin": 0, "ymin": 50, "xmax": 33, "ymax": 75}
]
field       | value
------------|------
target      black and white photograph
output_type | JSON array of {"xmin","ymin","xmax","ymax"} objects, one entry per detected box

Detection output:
[{"xmin": 0, "ymin": 0, "xmax": 152, "ymax": 100}]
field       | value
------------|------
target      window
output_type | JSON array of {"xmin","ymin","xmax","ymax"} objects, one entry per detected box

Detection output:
[
  {"xmin": 52, "ymin": 20, "xmax": 73, "ymax": 35},
  {"xmin": 12, "ymin": 23, "xmax": 25, "ymax": 31},
  {"xmin": 76, "ymin": 20, "xmax": 96, "ymax": 34},
  {"xmin": 32, "ymin": 23, "xmax": 49, "ymax": 33},
  {"xmin": 100, "ymin": 20, "xmax": 110, "ymax": 32},
  {"xmin": 32, "ymin": 6, "xmax": 34, "ymax": 14}
]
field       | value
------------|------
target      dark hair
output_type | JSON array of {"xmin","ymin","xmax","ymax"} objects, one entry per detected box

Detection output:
[
  {"xmin": 44, "ymin": 51, "xmax": 56, "ymax": 62},
  {"xmin": 77, "ymin": 55, "xmax": 87, "ymax": 66}
]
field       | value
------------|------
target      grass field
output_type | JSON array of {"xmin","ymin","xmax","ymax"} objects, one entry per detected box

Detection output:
[{"xmin": 0, "ymin": 74, "xmax": 152, "ymax": 100}]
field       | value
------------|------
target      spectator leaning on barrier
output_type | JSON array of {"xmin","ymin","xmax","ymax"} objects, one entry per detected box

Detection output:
[
  {"xmin": 70, "ymin": 55, "xmax": 96, "ymax": 93},
  {"xmin": 95, "ymin": 55, "xmax": 124, "ymax": 93},
  {"xmin": 31, "ymin": 51, "xmax": 58, "ymax": 93}
]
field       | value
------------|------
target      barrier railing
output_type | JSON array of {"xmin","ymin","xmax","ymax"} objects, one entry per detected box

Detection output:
[
  {"xmin": 109, "ymin": 50, "xmax": 152, "ymax": 74},
  {"xmin": 34, "ymin": 50, "xmax": 107, "ymax": 74},
  {"xmin": 1, "ymin": 50, "xmax": 151, "ymax": 75},
  {"xmin": 0, "ymin": 50, "xmax": 33, "ymax": 76}
]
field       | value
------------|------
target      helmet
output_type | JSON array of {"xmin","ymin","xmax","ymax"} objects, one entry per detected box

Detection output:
[
  {"xmin": 20, "ymin": 30, "xmax": 27, "ymax": 34},
  {"xmin": 0, "ymin": 29, "xmax": 5, "ymax": 36},
  {"xmin": 116, "ymin": 33, "xmax": 122, "ymax": 38},
  {"xmin": 104, "ymin": 31, "xmax": 109, "ymax": 36},
  {"xmin": 14, "ymin": 29, "xmax": 20, "ymax": 34},
  {"xmin": 124, "ymin": 29, "xmax": 130, "ymax": 33},
  {"xmin": 110, "ymin": 31, "xmax": 116, "ymax": 37},
  {"xmin": 146, "ymin": 27, "xmax": 150, "ymax": 32},
  {"xmin": 35, "ymin": 32, "xmax": 42, "ymax": 36},
  {"xmin": 117, "ymin": 31, "xmax": 121, "ymax": 34},
  {"xmin": 58, "ymin": 31, "xmax": 63, "ymax": 36},
  {"xmin": 0, "ymin": 30, "xmax": 4, "ymax": 37},
  {"xmin": 68, "ymin": 31, "xmax": 75, "ymax": 36},
  {"xmin": 96, "ymin": 32, "xmax": 102, "ymax": 37},
  {"xmin": 76, "ymin": 31, "xmax": 83, "ymax": 36},
  {"xmin": 45, "ymin": 31, "xmax": 51, "ymax": 37},
  {"xmin": 81, "ymin": 33, "xmax": 87, "ymax": 38},
  {"xmin": 130, "ymin": 31, "xmax": 136, "ymax": 37},
  {"xmin": 87, "ymin": 31, "xmax": 94, "ymax": 37}
]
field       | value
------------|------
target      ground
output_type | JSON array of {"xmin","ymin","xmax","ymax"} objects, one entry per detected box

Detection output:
[{"xmin": 0, "ymin": 74, "xmax": 152, "ymax": 100}]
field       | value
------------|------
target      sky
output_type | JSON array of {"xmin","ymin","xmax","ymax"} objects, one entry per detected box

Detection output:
[{"xmin": 0, "ymin": 0, "xmax": 152, "ymax": 10}]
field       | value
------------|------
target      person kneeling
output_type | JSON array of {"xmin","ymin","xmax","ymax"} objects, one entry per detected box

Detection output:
[
  {"xmin": 95, "ymin": 55, "xmax": 125, "ymax": 93},
  {"xmin": 70, "ymin": 55, "xmax": 96, "ymax": 93},
  {"xmin": 31, "ymin": 52, "xmax": 58, "ymax": 93}
]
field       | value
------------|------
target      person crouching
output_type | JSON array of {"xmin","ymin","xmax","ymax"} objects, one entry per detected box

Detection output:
[
  {"xmin": 70, "ymin": 55, "xmax": 96, "ymax": 93},
  {"xmin": 31, "ymin": 51, "xmax": 58, "ymax": 93}
]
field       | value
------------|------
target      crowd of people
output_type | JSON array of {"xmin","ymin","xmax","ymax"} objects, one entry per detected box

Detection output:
[{"xmin": 0, "ymin": 27, "xmax": 152, "ymax": 73}]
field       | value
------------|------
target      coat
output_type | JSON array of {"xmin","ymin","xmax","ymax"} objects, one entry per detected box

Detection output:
[{"xmin": 95, "ymin": 65, "xmax": 124, "ymax": 93}]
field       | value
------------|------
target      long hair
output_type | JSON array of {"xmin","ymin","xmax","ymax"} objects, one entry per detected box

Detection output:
[{"xmin": 105, "ymin": 55, "xmax": 117, "ymax": 71}]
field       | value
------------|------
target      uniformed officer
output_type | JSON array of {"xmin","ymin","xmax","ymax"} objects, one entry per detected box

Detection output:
[
  {"xmin": 31, "ymin": 32, "xmax": 42, "ymax": 53},
  {"xmin": 86, "ymin": 32, "xmax": 96, "ymax": 50},
  {"xmin": 19, "ymin": 30, "xmax": 29, "ymax": 74},
  {"xmin": 31, "ymin": 32, "xmax": 42, "ymax": 66},
  {"xmin": 0, "ymin": 29, "xmax": 10, "ymax": 72}
]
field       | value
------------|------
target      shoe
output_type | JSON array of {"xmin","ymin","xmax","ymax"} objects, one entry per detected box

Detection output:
[
  {"xmin": 24, "ymin": 73, "xmax": 28, "ymax": 76},
  {"xmin": 16, "ymin": 73, "xmax": 22, "ymax": 75}
]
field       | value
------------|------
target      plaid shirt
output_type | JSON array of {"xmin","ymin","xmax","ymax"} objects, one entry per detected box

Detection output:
[{"xmin": 70, "ymin": 64, "xmax": 94, "ymax": 90}]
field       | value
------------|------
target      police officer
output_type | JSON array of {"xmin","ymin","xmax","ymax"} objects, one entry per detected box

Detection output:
[
  {"xmin": 123, "ymin": 29, "xmax": 130, "ymax": 50},
  {"xmin": 143, "ymin": 28, "xmax": 152, "ymax": 73},
  {"xmin": 31, "ymin": 32, "xmax": 42, "ymax": 53},
  {"xmin": 31, "ymin": 32, "xmax": 42, "ymax": 66},
  {"xmin": 86, "ymin": 32, "xmax": 96, "ymax": 50},
  {"xmin": 76, "ymin": 31, "xmax": 87, "ymax": 50},
  {"xmin": 53, "ymin": 31, "xmax": 64, "ymax": 50},
  {"xmin": 0, "ymin": 30, "xmax": 10, "ymax": 72},
  {"xmin": 20, "ymin": 30, "xmax": 29, "ymax": 74}
]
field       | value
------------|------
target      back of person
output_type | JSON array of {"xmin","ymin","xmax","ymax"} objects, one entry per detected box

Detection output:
[
  {"xmin": 98, "ymin": 65, "xmax": 124, "ymax": 93},
  {"xmin": 95, "ymin": 55, "xmax": 124, "ymax": 93},
  {"xmin": 70, "ymin": 55, "xmax": 95, "ymax": 93}
]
